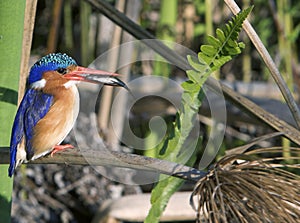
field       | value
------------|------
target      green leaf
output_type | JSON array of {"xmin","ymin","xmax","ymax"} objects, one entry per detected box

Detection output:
[
  {"xmin": 187, "ymin": 55, "xmax": 205, "ymax": 72},
  {"xmin": 207, "ymin": 35, "xmax": 222, "ymax": 48},
  {"xmin": 227, "ymin": 38, "xmax": 238, "ymax": 47},
  {"xmin": 198, "ymin": 52, "xmax": 212, "ymax": 65},
  {"xmin": 145, "ymin": 136, "xmax": 200, "ymax": 223},
  {"xmin": 201, "ymin": 44, "xmax": 218, "ymax": 56},
  {"xmin": 238, "ymin": 42, "xmax": 246, "ymax": 49},
  {"xmin": 0, "ymin": 1, "xmax": 26, "ymax": 222},
  {"xmin": 212, "ymin": 56, "xmax": 232, "ymax": 68},
  {"xmin": 216, "ymin": 28, "xmax": 226, "ymax": 42},
  {"xmin": 186, "ymin": 71, "xmax": 203, "ymax": 85},
  {"xmin": 193, "ymin": 6, "xmax": 253, "ymax": 76},
  {"xmin": 145, "ymin": 176, "xmax": 184, "ymax": 223}
]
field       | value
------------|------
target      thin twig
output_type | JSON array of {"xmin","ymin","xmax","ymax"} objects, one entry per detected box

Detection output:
[
  {"xmin": 98, "ymin": 0, "xmax": 125, "ymax": 135},
  {"xmin": 224, "ymin": 0, "xmax": 300, "ymax": 129},
  {"xmin": 206, "ymin": 78, "xmax": 300, "ymax": 145},
  {"xmin": 19, "ymin": 0, "xmax": 37, "ymax": 103},
  {"xmin": 46, "ymin": 0, "xmax": 63, "ymax": 53},
  {"xmin": 107, "ymin": 0, "xmax": 141, "ymax": 148}
]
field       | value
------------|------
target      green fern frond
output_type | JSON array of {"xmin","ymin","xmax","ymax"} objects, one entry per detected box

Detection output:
[
  {"xmin": 187, "ymin": 6, "xmax": 253, "ymax": 77},
  {"xmin": 145, "ymin": 6, "xmax": 253, "ymax": 223}
]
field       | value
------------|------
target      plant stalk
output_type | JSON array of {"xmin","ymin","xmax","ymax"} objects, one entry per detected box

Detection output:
[{"xmin": 224, "ymin": 0, "xmax": 300, "ymax": 129}]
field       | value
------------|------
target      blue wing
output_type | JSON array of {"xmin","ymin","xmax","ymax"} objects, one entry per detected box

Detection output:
[{"xmin": 8, "ymin": 89, "xmax": 53, "ymax": 177}]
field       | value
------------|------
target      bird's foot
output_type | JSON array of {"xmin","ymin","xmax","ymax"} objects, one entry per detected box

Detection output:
[{"xmin": 51, "ymin": 144, "xmax": 74, "ymax": 157}]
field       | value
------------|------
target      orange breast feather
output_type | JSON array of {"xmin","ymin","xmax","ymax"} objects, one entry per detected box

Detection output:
[{"xmin": 31, "ymin": 85, "xmax": 79, "ymax": 158}]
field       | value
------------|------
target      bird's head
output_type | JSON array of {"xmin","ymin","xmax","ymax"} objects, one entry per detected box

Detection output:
[{"xmin": 29, "ymin": 53, "xmax": 127, "ymax": 94}]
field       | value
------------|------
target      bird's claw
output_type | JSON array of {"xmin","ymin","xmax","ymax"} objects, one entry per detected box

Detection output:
[{"xmin": 51, "ymin": 144, "xmax": 74, "ymax": 157}]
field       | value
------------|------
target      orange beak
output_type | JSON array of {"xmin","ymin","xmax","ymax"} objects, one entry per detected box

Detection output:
[{"xmin": 64, "ymin": 66, "xmax": 128, "ymax": 89}]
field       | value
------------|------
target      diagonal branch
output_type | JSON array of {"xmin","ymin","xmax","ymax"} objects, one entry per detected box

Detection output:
[{"xmin": 224, "ymin": 0, "xmax": 300, "ymax": 130}]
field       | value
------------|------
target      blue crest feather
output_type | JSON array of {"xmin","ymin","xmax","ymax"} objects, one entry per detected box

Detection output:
[{"xmin": 29, "ymin": 53, "xmax": 77, "ymax": 84}]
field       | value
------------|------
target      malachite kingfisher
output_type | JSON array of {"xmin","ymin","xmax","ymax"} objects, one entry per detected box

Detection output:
[{"xmin": 9, "ymin": 53, "xmax": 127, "ymax": 177}]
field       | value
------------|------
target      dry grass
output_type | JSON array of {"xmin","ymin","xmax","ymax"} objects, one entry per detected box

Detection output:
[{"xmin": 191, "ymin": 147, "xmax": 300, "ymax": 223}]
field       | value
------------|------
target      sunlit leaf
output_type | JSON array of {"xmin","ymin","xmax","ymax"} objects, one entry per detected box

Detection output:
[
  {"xmin": 207, "ymin": 35, "xmax": 222, "ymax": 48},
  {"xmin": 201, "ymin": 45, "xmax": 218, "ymax": 56},
  {"xmin": 187, "ymin": 55, "xmax": 204, "ymax": 72},
  {"xmin": 216, "ymin": 28, "xmax": 226, "ymax": 42}
]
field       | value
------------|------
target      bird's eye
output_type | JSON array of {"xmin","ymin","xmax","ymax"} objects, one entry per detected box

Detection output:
[{"xmin": 56, "ymin": 68, "xmax": 67, "ymax": 74}]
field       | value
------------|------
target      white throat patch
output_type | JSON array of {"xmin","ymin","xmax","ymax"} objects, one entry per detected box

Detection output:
[
  {"xmin": 64, "ymin": 80, "xmax": 79, "ymax": 89},
  {"xmin": 31, "ymin": 79, "xmax": 46, "ymax": 89}
]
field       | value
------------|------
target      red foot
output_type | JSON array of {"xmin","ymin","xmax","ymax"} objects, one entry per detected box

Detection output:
[{"xmin": 51, "ymin": 144, "xmax": 74, "ymax": 157}]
